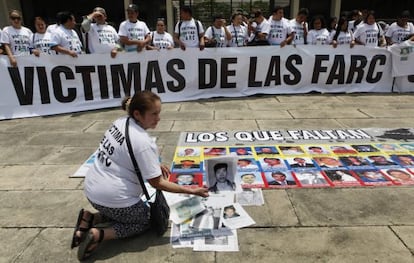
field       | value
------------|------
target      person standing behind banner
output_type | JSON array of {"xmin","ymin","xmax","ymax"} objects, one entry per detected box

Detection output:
[
  {"xmin": 307, "ymin": 15, "xmax": 330, "ymax": 45},
  {"xmin": 385, "ymin": 10, "xmax": 414, "ymax": 45},
  {"xmin": 204, "ymin": 14, "xmax": 231, "ymax": 48},
  {"xmin": 81, "ymin": 7, "xmax": 120, "ymax": 58},
  {"xmin": 174, "ymin": 5, "xmax": 205, "ymax": 50},
  {"xmin": 226, "ymin": 12, "xmax": 249, "ymax": 47},
  {"xmin": 146, "ymin": 18, "xmax": 174, "ymax": 50},
  {"xmin": 267, "ymin": 6, "xmax": 293, "ymax": 47},
  {"xmin": 118, "ymin": 4, "xmax": 151, "ymax": 52},
  {"xmin": 353, "ymin": 10, "xmax": 385, "ymax": 47},
  {"xmin": 73, "ymin": 91, "xmax": 209, "ymax": 260},
  {"xmin": 1, "ymin": 10, "xmax": 34, "ymax": 67},
  {"xmin": 32, "ymin": 16, "xmax": 57, "ymax": 55},
  {"xmin": 348, "ymin": 9, "xmax": 363, "ymax": 33},
  {"xmin": 50, "ymin": 11, "xmax": 83, "ymax": 57},
  {"xmin": 247, "ymin": 9, "xmax": 270, "ymax": 46},
  {"xmin": 290, "ymin": 8, "xmax": 309, "ymax": 46},
  {"xmin": 330, "ymin": 16, "xmax": 355, "ymax": 48}
]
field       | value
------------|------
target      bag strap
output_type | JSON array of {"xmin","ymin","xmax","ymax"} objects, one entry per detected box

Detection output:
[{"xmin": 125, "ymin": 117, "xmax": 151, "ymax": 201}]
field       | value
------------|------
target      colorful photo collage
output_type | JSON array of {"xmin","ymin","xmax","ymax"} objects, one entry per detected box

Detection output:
[{"xmin": 169, "ymin": 143, "xmax": 414, "ymax": 188}]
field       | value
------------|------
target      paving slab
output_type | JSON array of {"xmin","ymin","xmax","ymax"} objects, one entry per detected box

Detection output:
[
  {"xmin": 288, "ymin": 109, "xmax": 369, "ymax": 119},
  {"xmin": 215, "ymin": 110, "xmax": 292, "ymax": 120},
  {"xmin": 391, "ymin": 226, "xmax": 414, "ymax": 254},
  {"xmin": 287, "ymin": 187, "xmax": 414, "ymax": 226},
  {"xmin": 218, "ymin": 227, "xmax": 413, "ymax": 263},
  {"xmin": 44, "ymin": 146, "xmax": 97, "ymax": 165},
  {"xmin": 257, "ymin": 119, "xmax": 345, "ymax": 130},
  {"xmin": 0, "ymin": 145, "xmax": 60, "ymax": 165},
  {"xmin": 161, "ymin": 111, "xmax": 214, "ymax": 121},
  {"xmin": 27, "ymin": 132, "xmax": 102, "ymax": 147},
  {"xmin": 337, "ymin": 94, "xmax": 412, "ymax": 104},
  {"xmin": 0, "ymin": 132, "xmax": 31, "ymax": 146},
  {"xmin": 0, "ymin": 164, "xmax": 81, "ymax": 190},
  {"xmin": 0, "ymin": 228, "xmax": 41, "ymax": 263},
  {"xmin": 172, "ymin": 120, "xmax": 259, "ymax": 131},
  {"xmin": 337, "ymin": 118, "xmax": 414, "ymax": 129},
  {"xmin": 358, "ymin": 108, "xmax": 414, "ymax": 118},
  {"xmin": 276, "ymin": 95, "xmax": 344, "ymax": 103},
  {"xmin": 3, "ymin": 120, "xmax": 94, "ymax": 133},
  {"xmin": 0, "ymin": 190, "xmax": 89, "ymax": 227}
]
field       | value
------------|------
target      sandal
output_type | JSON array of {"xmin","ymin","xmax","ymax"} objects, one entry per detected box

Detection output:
[
  {"xmin": 71, "ymin": 209, "xmax": 94, "ymax": 249},
  {"xmin": 77, "ymin": 228, "xmax": 104, "ymax": 261}
]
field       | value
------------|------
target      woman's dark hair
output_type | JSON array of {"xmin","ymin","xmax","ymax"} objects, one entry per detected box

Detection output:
[
  {"xmin": 364, "ymin": 10, "xmax": 376, "ymax": 23},
  {"xmin": 231, "ymin": 12, "xmax": 242, "ymax": 21},
  {"xmin": 58, "ymin": 11, "xmax": 74, "ymax": 25},
  {"xmin": 327, "ymin": 16, "xmax": 337, "ymax": 32},
  {"xmin": 127, "ymin": 91, "xmax": 161, "ymax": 117},
  {"xmin": 214, "ymin": 162, "xmax": 228, "ymax": 173},
  {"xmin": 310, "ymin": 15, "xmax": 326, "ymax": 29},
  {"xmin": 333, "ymin": 16, "xmax": 348, "ymax": 41}
]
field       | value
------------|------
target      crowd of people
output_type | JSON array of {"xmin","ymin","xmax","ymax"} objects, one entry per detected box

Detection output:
[{"xmin": 1, "ymin": 4, "xmax": 414, "ymax": 67}]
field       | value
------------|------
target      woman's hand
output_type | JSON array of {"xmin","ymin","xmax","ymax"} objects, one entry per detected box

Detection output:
[
  {"xmin": 160, "ymin": 164, "xmax": 171, "ymax": 179},
  {"xmin": 190, "ymin": 187, "xmax": 209, "ymax": 198}
]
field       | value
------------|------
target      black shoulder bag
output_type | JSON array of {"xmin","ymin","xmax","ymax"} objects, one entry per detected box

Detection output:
[{"xmin": 125, "ymin": 117, "xmax": 170, "ymax": 236}]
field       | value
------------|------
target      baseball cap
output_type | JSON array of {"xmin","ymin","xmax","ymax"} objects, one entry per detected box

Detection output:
[
  {"xmin": 127, "ymin": 4, "xmax": 138, "ymax": 12},
  {"xmin": 93, "ymin": 7, "xmax": 106, "ymax": 17}
]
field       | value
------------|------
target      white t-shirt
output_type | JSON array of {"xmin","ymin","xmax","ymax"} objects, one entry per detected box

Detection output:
[
  {"xmin": 118, "ymin": 20, "xmax": 150, "ymax": 52},
  {"xmin": 354, "ymin": 23, "xmax": 384, "ymax": 47},
  {"xmin": 204, "ymin": 26, "xmax": 227, "ymax": 47},
  {"xmin": 226, "ymin": 24, "xmax": 248, "ymax": 47},
  {"xmin": 348, "ymin": 20, "xmax": 362, "ymax": 32},
  {"xmin": 385, "ymin": 22, "xmax": 414, "ymax": 44},
  {"xmin": 150, "ymin": 31, "xmax": 174, "ymax": 49},
  {"xmin": 329, "ymin": 30, "xmax": 354, "ymax": 45},
  {"xmin": 307, "ymin": 28, "xmax": 330, "ymax": 45},
  {"xmin": 1, "ymin": 26, "xmax": 33, "ymax": 55},
  {"xmin": 50, "ymin": 25, "xmax": 83, "ymax": 54},
  {"xmin": 87, "ymin": 23, "xmax": 119, "ymax": 53},
  {"xmin": 290, "ymin": 19, "xmax": 308, "ymax": 45},
  {"xmin": 268, "ymin": 18, "xmax": 293, "ymax": 45},
  {"xmin": 174, "ymin": 18, "xmax": 204, "ymax": 48},
  {"xmin": 85, "ymin": 117, "xmax": 161, "ymax": 208},
  {"xmin": 33, "ymin": 32, "xmax": 57, "ymax": 55},
  {"xmin": 46, "ymin": 24, "xmax": 59, "ymax": 34}
]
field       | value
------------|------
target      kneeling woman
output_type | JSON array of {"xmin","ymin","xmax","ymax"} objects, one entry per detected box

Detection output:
[{"xmin": 72, "ymin": 91, "xmax": 209, "ymax": 260}]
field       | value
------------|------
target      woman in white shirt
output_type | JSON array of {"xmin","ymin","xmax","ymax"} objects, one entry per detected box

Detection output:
[
  {"xmin": 146, "ymin": 18, "xmax": 174, "ymax": 50},
  {"xmin": 330, "ymin": 16, "xmax": 355, "ymax": 48},
  {"xmin": 73, "ymin": 91, "xmax": 208, "ymax": 260},
  {"xmin": 0, "ymin": 10, "xmax": 34, "ymax": 67},
  {"xmin": 307, "ymin": 15, "xmax": 330, "ymax": 45},
  {"xmin": 204, "ymin": 15, "xmax": 232, "ymax": 48},
  {"xmin": 32, "ymin": 16, "xmax": 56, "ymax": 55},
  {"xmin": 226, "ymin": 12, "xmax": 249, "ymax": 47},
  {"xmin": 354, "ymin": 10, "xmax": 385, "ymax": 47}
]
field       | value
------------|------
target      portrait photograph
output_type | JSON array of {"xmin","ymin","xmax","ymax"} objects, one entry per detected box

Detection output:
[
  {"xmin": 169, "ymin": 172, "xmax": 203, "ymax": 187},
  {"xmin": 203, "ymin": 147, "xmax": 227, "ymax": 158},
  {"xmin": 286, "ymin": 156, "xmax": 316, "ymax": 169},
  {"xmin": 278, "ymin": 145, "xmax": 305, "ymax": 155},
  {"xmin": 293, "ymin": 170, "xmax": 331, "ymax": 187},
  {"xmin": 254, "ymin": 146, "xmax": 279, "ymax": 155},
  {"xmin": 229, "ymin": 146, "xmax": 253, "ymax": 156},
  {"xmin": 329, "ymin": 145, "xmax": 358, "ymax": 155},
  {"xmin": 264, "ymin": 170, "xmax": 297, "ymax": 188},
  {"xmin": 350, "ymin": 144, "xmax": 380, "ymax": 153},
  {"xmin": 399, "ymin": 143, "xmax": 414, "ymax": 152},
  {"xmin": 390, "ymin": 154, "xmax": 414, "ymax": 167},
  {"xmin": 338, "ymin": 156, "xmax": 371, "ymax": 168},
  {"xmin": 205, "ymin": 156, "xmax": 238, "ymax": 192},
  {"xmin": 258, "ymin": 157, "xmax": 288, "ymax": 171},
  {"xmin": 237, "ymin": 158, "xmax": 260, "ymax": 171},
  {"xmin": 313, "ymin": 156, "xmax": 345, "ymax": 169},
  {"xmin": 367, "ymin": 155, "xmax": 398, "ymax": 167},
  {"xmin": 305, "ymin": 145, "xmax": 331, "ymax": 155},
  {"xmin": 175, "ymin": 147, "xmax": 201, "ymax": 157},
  {"xmin": 352, "ymin": 169, "xmax": 393, "ymax": 186},
  {"xmin": 172, "ymin": 159, "xmax": 202, "ymax": 171},
  {"xmin": 322, "ymin": 170, "xmax": 362, "ymax": 187},
  {"xmin": 375, "ymin": 143, "xmax": 406, "ymax": 153},
  {"xmin": 237, "ymin": 171, "xmax": 264, "ymax": 188},
  {"xmin": 381, "ymin": 168, "xmax": 414, "ymax": 185}
]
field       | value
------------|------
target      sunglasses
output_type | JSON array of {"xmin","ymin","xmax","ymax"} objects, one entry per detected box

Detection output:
[{"xmin": 10, "ymin": 16, "xmax": 21, "ymax": 20}]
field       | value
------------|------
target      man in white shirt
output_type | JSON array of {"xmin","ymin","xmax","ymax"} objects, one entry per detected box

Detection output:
[
  {"xmin": 267, "ymin": 6, "xmax": 293, "ymax": 47},
  {"xmin": 204, "ymin": 14, "xmax": 231, "ymax": 48},
  {"xmin": 50, "ymin": 11, "xmax": 83, "ymax": 57},
  {"xmin": 290, "ymin": 8, "xmax": 309, "ymax": 45},
  {"xmin": 118, "ymin": 4, "xmax": 151, "ymax": 52},
  {"xmin": 247, "ymin": 9, "xmax": 270, "ymax": 45},
  {"xmin": 174, "ymin": 5, "xmax": 205, "ymax": 50},
  {"xmin": 81, "ymin": 7, "xmax": 120, "ymax": 57},
  {"xmin": 385, "ymin": 10, "xmax": 414, "ymax": 45}
]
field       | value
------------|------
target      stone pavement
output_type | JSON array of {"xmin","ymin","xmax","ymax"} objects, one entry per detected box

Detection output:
[{"xmin": 1, "ymin": 93, "xmax": 414, "ymax": 263}]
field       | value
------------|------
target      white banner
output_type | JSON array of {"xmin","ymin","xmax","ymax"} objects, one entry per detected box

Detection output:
[
  {"xmin": 388, "ymin": 41, "xmax": 414, "ymax": 77},
  {"xmin": 0, "ymin": 46, "xmax": 394, "ymax": 120}
]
